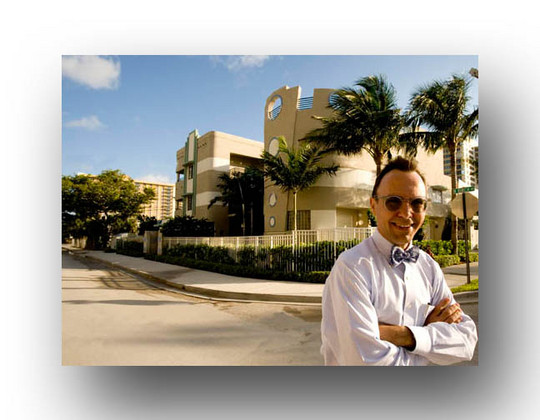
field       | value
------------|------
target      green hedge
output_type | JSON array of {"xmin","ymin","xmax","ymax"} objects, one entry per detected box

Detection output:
[
  {"xmin": 146, "ymin": 253, "xmax": 329, "ymax": 283},
  {"xmin": 144, "ymin": 240, "xmax": 474, "ymax": 283},
  {"xmin": 115, "ymin": 240, "xmax": 144, "ymax": 257},
  {"xmin": 433, "ymin": 254, "xmax": 461, "ymax": 268},
  {"xmin": 165, "ymin": 244, "xmax": 234, "ymax": 264},
  {"xmin": 164, "ymin": 241, "xmax": 359, "ymax": 273},
  {"xmin": 414, "ymin": 240, "xmax": 477, "ymax": 262}
]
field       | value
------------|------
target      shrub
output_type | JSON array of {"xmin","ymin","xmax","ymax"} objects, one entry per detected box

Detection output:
[
  {"xmin": 165, "ymin": 243, "xmax": 234, "ymax": 265},
  {"xmin": 138, "ymin": 216, "xmax": 160, "ymax": 235},
  {"xmin": 160, "ymin": 216, "xmax": 214, "ymax": 237},
  {"xmin": 237, "ymin": 246, "xmax": 257, "ymax": 266},
  {"xmin": 145, "ymin": 253, "xmax": 330, "ymax": 284},
  {"xmin": 433, "ymin": 254, "xmax": 461, "ymax": 268},
  {"xmin": 414, "ymin": 240, "xmax": 472, "ymax": 256},
  {"xmin": 116, "ymin": 240, "xmax": 144, "ymax": 257}
]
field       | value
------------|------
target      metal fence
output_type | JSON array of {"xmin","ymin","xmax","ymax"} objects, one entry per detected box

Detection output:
[{"xmin": 161, "ymin": 227, "xmax": 377, "ymax": 273}]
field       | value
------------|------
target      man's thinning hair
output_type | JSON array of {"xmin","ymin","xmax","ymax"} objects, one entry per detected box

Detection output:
[{"xmin": 371, "ymin": 156, "xmax": 427, "ymax": 197}]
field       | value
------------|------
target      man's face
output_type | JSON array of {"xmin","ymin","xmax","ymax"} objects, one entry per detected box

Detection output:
[{"xmin": 370, "ymin": 170, "xmax": 427, "ymax": 249}]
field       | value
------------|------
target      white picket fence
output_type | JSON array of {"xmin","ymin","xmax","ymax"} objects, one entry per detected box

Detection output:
[
  {"xmin": 161, "ymin": 228, "xmax": 376, "ymax": 250},
  {"xmin": 159, "ymin": 228, "xmax": 377, "ymax": 273}
]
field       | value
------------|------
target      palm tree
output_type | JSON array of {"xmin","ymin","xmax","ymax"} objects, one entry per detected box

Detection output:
[
  {"xmin": 261, "ymin": 136, "xmax": 339, "ymax": 231},
  {"xmin": 406, "ymin": 74, "xmax": 478, "ymax": 252},
  {"xmin": 208, "ymin": 168, "xmax": 264, "ymax": 236},
  {"xmin": 303, "ymin": 74, "xmax": 413, "ymax": 175}
]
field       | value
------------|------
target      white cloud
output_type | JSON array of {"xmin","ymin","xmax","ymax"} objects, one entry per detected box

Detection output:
[
  {"xmin": 64, "ymin": 115, "xmax": 106, "ymax": 131},
  {"xmin": 210, "ymin": 55, "xmax": 270, "ymax": 72},
  {"xmin": 137, "ymin": 174, "xmax": 174, "ymax": 184},
  {"xmin": 62, "ymin": 55, "xmax": 121, "ymax": 89}
]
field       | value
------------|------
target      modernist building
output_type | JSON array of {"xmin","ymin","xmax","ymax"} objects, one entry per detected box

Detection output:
[
  {"xmin": 175, "ymin": 130, "xmax": 264, "ymax": 236},
  {"xmin": 443, "ymin": 140, "xmax": 478, "ymax": 188},
  {"xmin": 263, "ymin": 85, "xmax": 453, "ymax": 239},
  {"xmin": 134, "ymin": 180, "xmax": 175, "ymax": 220}
]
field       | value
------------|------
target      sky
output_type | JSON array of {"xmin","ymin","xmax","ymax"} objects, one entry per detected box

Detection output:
[{"xmin": 62, "ymin": 55, "xmax": 478, "ymax": 184}]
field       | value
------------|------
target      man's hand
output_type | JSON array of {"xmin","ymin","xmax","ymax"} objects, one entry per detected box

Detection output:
[
  {"xmin": 379, "ymin": 324, "xmax": 416, "ymax": 350},
  {"xmin": 424, "ymin": 298, "xmax": 462, "ymax": 326}
]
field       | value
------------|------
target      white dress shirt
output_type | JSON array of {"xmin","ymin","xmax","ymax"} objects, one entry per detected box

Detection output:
[{"xmin": 321, "ymin": 229, "xmax": 478, "ymax": 366}]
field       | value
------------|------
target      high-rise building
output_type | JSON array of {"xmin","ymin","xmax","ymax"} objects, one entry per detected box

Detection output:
[
  {"xmin": 443, "ymin": 140, "xmax": 478, "ymax": 188},
  {"xmin": 135, "ymin": 180, "xmax": 175, "ymax": 220}
]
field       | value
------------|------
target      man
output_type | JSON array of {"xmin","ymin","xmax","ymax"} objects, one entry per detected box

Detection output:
[{"xmin": 321, "ymin": 157, "xmax": 477, "ymax": 366}]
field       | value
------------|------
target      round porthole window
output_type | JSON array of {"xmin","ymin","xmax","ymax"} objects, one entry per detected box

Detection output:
[
  {"xmin": 269, "ymin": 216, "xmax": 276, "ymax": 227},
  {"xmin": 329, "ymin": 91, "xmax": 339, "ymax": 107},
  {"xmin": 268, "ymin": 137, "xmax": 280, "ymax": 156},
  {"xmin": 267, "ymin": 95, "xmax": 282, "ymax": 120},
  {"xmin": 268, "ymin": 192, "xmax": 277, "ymax": 207}
]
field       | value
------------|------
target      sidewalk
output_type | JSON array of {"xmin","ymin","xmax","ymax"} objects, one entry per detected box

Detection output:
[{"xmin": 63, "ymin": 245, "xmax": 477, "ymax": 304}]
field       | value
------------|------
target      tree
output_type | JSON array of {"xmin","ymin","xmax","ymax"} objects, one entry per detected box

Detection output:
[
  {"xmin": 208, "ymin": 167, "xmax": 264, "ymax": 236},
  {"xmin": 62, "ymin": 170, "xmax": 155, "ymax": 249},
  {"xmin": 137, "ymin": 216, "xmax": 160, "ymax": 235},
  {"xmin": 303, "ymin": 75, "xmax": 413, "ymax": 175},
  {"xmin": 261, "ymin": 136, "xmax": 339, "ymax": 231},
  {"xmin": 406, "ymin": 74, "xmax": 478, "ymax": 252},
  {"xmin": 160, "ymin": 216, "xmax": 214, "ymax": 237}
]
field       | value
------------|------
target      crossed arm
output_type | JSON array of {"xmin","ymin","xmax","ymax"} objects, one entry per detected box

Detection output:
[
  {"xmin": 379, "ymin": 298, "xmax": 463, "ymax": 350},
  {"xmin": 321, "ymin": 258, "xmax": 477, "ymax": 365}
]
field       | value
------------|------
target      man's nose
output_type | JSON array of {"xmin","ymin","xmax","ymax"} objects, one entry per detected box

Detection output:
[{"xmin": 396, "ymin": 200, "xmax": 414, "ymax": 217}]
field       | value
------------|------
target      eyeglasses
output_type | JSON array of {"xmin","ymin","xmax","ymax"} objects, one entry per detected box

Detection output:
[{"xmin": 374, "ymin": 195, "xmax": 428, "ymax": 213}]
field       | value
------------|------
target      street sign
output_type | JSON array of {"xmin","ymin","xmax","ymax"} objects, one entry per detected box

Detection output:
[
  {"xmin": 454, "ymin": 186, "xmax": 475, "ymax": 194},
  {"xmin": 450, "ymin": 192, "xmax": 479, "ymax": 219}
]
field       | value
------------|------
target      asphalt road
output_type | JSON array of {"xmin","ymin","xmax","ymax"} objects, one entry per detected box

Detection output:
[
  {"xmin": 62, "ymin": 250, "xmax": 478, "ymax": 366},
  {"xmin": 62, "ymin": 250, "xmax": 324, "ymax": 366}
]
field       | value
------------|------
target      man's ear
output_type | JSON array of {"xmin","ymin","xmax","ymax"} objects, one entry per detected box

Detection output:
[{"xmin": 369, "ymin": 197, "xmax": 376, "ymax": 213}]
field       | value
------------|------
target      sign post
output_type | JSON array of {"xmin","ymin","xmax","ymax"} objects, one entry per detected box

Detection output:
[
  {"xmin": 462, "ymin": 192, "xmax": 471, "ymax": 283},
  {"xmin": 451, "ymin": 188, "xmax": 478, "ymax": 285}
]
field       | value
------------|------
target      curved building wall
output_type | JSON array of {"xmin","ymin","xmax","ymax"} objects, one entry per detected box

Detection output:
[
  {"xmin": 263, "ymin": 85, "xmax": 452, "ymax": 238},
  {"xmin": 263, "ymin": 85, "xmax": 378, "ymax": 232}
]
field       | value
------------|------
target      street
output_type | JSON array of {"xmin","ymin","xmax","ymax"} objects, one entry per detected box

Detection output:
[
  {"xmin": 62, "ymin": 250, "xmax": 324, "ymax": 365},
  {"xmin": 62, "ymin": 250, "xmax": 478, "ymax": 366}
]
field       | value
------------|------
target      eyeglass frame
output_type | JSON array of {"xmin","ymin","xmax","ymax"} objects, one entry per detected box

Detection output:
[{"xmin": 373, "ymin": 195, "xmax": 429, "ymax": 213}]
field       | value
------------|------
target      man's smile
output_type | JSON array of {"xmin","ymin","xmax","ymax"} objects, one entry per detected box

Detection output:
[{"xmin": 391, "ymin": 221, "xmax": 414, "ymax": 230}]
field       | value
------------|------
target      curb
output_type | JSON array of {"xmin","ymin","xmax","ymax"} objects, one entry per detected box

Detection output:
[
  {"xmin": 65, "ymin": 247, "xmax": 475, "ymax": 306},
  {"xmin": 77, "ymin": 252, "xmax": 322, "ymax": 305},
  {"xmin": 454, "ymin": 290, "xmax": 478, "ymax": 304}
]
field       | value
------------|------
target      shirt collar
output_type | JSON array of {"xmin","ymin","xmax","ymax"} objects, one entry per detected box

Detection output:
[{"xmin": 372, "ymin": 228, "xmax": 412, "ymax": 261}]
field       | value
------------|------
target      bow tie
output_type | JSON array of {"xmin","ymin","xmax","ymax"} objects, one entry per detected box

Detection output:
[{"xmin": 390, "ymin": 245, "xmax": 420, "ymax": 266}]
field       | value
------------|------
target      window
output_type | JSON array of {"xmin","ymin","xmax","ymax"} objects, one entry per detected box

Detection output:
[
  {"xmin": 187, "ymin": 195, "xmax": 193, "ymax": 211},
  {"xmin": 187, "ymin": 165, "xmax": 194, "ymax": 180},
  {"xmin": 287, "ymin": 210, "xmax": 311, "ymax": 230}
]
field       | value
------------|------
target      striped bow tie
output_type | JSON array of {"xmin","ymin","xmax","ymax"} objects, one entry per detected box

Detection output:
[{"xmin": 390, "ymin": 245, "xmax": 420, "ymax": 266}]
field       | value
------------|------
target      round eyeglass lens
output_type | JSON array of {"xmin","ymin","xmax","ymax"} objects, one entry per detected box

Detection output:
[{"xmin": 385, "ymin": 196, "xmax": 402, "ymax": 211}]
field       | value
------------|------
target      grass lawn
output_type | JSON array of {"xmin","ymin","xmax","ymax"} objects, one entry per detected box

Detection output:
[{"xmin": 451, "ymin": 278, "xmax": 479, "ymax": 294}]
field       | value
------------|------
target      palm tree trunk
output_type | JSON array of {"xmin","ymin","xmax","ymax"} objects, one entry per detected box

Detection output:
[
  {"xmin": 449, "ymin": 142, "xmax": 458, "ymax": 254},
  {"xmin": 374, "ymin": 152, "xmax": 383, "ymax": 176},
  {"xmin": 293, "ymin": 191, "xmax": 297, "ymax": 231}
]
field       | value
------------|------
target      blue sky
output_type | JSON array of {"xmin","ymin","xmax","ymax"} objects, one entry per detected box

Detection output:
[{"xmin": 62, "ymin": 55, "xmax": 478, "ymax": 184}]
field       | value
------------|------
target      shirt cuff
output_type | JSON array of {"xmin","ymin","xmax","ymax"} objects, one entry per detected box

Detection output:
[{"xmin": 407, "ymin": 325, "xmax": 432, "ymax": 356}]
